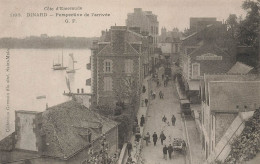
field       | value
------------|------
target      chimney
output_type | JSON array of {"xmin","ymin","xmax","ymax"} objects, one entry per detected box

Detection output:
[{"xmin": 101, "ymin": 30, "xmax": 105, "ymax": 36}]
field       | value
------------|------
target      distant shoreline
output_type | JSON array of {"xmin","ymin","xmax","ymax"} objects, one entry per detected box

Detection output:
[{"xmin": 0, "ymin": 36, "xmax": 98, "ymax": 49}]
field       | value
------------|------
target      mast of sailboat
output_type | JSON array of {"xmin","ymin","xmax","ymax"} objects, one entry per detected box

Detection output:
[
  {"xmin": 73, "ymin": 54, "xmax": 74, "ymax": 70},
  {"xmin": 62, "ymin": 49, "xmax": 63, "ymax": 67}
]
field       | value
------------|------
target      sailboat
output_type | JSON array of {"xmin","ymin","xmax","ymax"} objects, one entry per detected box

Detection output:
[
  {"xmin": 52, "ymin": 50, "xmax": 67, "ymax": 70},
  {"xmin": 66, "ymin": 53, "xmax": 79, "ymax": 73}
]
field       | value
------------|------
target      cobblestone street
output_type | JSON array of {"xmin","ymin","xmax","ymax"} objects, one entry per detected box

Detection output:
[{"xmin": 140, "ymin": 79, "xmax": 186, "ymax": 164}]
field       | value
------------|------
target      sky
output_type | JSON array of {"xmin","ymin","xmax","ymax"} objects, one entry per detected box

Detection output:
[{"xmin": 0, "ymin": 0, "xmax": 246, "ymax": 38}]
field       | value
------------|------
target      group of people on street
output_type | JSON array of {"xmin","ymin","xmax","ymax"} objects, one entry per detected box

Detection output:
[
  {"xmin": 127, "ymin": 71, "xmax": 180, "ymax": 163},
  {"xmin": 162, "ymin": 115, "xmax": 176, "ymax": 126},
  {"xmin": 163, "ymin": 144, "xmax": 174, "ymax": 160}
]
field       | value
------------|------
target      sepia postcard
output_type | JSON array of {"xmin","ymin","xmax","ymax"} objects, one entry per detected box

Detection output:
[{"xmin": 0, "ymin": 0, "xmax": 259, "ymax": 164}]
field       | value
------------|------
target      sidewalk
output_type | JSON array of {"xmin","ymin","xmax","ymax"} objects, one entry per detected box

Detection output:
[{"xmin": 125, "ymin": 76, "xmax": 151, "ymax": 163}]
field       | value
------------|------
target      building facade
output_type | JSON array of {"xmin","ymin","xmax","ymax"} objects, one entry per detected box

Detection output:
[
  {"xmin": 189, "ymin": 17, "xmax": 221, "ymax": 33},
  {"xmin": 200, "ymin": 74, "xmax": 260, "ymax": 162},
  {"xmin": 91, "ymin": 26, "xmax": 149, "ymax": 107},
  {"xmin": 180, "ymin": 23, "xmax": 236, "ymax": 103},
  {"xmin": 158, "ymin": 37, "xmax": 181, "ymax": 64},
  {"xmin": 159, "ymin": 27, "xmax": 182, "ymax": 42},
  {"xmin": 126, "ymin": 8, "xmax": 159, "ymax": 48}
]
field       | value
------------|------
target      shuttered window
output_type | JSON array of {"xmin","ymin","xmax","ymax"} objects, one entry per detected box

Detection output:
[
  {"xmin": 104, "ymin": 77, "xmax": 112, "ymax": 91},
  {"xmin": 125, "ymin": 59, "xmax": 133, "ymax": 74}
]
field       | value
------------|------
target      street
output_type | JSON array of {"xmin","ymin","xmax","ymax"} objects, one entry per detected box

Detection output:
[{"xmin": 140, "ymin": 79, "xmax": 186, "ymax": 164}]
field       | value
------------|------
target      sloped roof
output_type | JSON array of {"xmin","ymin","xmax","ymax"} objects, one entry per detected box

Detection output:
[
  {"xmin": 41, "ymin": 100, "xmax": 118, "ymax": 159},
  {"xmin": 203, "ymin": 74, "xmax": 260, "ymax": 105},
  {"xmin": 209, "ymin": 81, "xmax": 260, "ymax": 112},
  {"xmin": 227, "ymin": 62, "xmax": 254, "ymax": 74},
  {"xmin": 188, "ymin": 43, "xmax": 229, "ymax": 57}
]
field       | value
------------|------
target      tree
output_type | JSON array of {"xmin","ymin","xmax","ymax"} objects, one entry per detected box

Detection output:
[
  {"xmin": 226, "ymin": 14, "xmax": 239, "ymax": 39},
  {"xmin": 114, "ymin": 76, "xmax": 139, "ymax": 106},
  {"xmin": 237, "ymin": 0, "xmax": 260, "ymax": 47}
]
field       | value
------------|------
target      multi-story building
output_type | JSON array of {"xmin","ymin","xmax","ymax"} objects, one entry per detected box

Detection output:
[
  {"xmin": 180, "ymin": 23, "xmax": 236, "ymax": 103},
  {"xmin": 90, "ymin": 26, "xmax": 150, "ymax": 107},
  {"xmin": 0, "ymin": 100, "xmax": 118, "ymax": 164},
  {"xmin": 200, "ymin": 74, "xmax": 260, "ymax": 163},
  {"xmin": 158, "ymin": 37, "xmax": 181, "ymax": 64},
  {"xmin": 190, "ymin": 17, "xmax": 222, "ymax": 33},
  {"xmin": 159, "ymin": 27, "xmax": 182, "ymax": 42},
  {"xmin": 126, "ymin": 8, "xmax": 159, "ymax": 48}
]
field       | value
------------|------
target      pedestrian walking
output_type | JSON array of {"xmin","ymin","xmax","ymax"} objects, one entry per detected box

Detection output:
[
  {"xmin": 160, "ymin": 131, "xmax": 166, "ymax": 145},
  {"xmin": 135, "ymin": 116, "xmax": 138, "ymax": 125},
  {"xmin": 171, "ymin": 114, "xmax": 176, "ymax": 126},
  {"xmin": 145, "ymin": 98, "xmax": 148, "ymax": 107},
  {"xmin": 133, "ymin": 121, "xmax": 138, "ymax": 133},
  {"xmin": 126, "ymin": 154, "xmax": 133, "ymax": 164},
  {"xmin": 157, "ymin": 80, "xmax": 160, "ymax": 87},
  {"xmin": 144, "ymin": 132, "xmax": 150, "ymax": 146},
  {"xmin": 140, "ymin": 115, "xmax": 145, "ymax": 127},
  {"xmin": 135, "ymin": 132, "xmax": 141, "ymax": 142},
  {"xmin": 163, "ymin": 145, "xmax": 168, "ymax": 160},
  {"xmin": 127, "ymin": 141, "xmax": 132, "ymax": 155},
  {"xmin": 152, "ymin": 132, "xmax": 158, "ymax": 146},
  {"xmin": 168, "ymin": 144, "xmax": 174, "ymax": 159},
  {"xmin": 142, "ymin": 85, "xmax": 146, "ymax": 93},
  {"xmin": 152, "ymin": 91, "xmax": 156, "ymax": 99},
  {"xmin": 162, "ymin": 115, "xmax": 167, "ymax": 122},
  {"xmin": 162, "ymin": 92, "xmax": 164, "ymax": 99},
  {"xmin": 159, "ymin": 91, "xmax": 163, "ymax": 99},
  {"xmin": 162, "ymin": 74, "xmax": 164, "ymax": 81}
]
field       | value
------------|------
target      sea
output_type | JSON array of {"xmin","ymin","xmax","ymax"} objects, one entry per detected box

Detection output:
[{"xmin": 0, "ymin": 49, "xmax": 91, "ymax": 140}]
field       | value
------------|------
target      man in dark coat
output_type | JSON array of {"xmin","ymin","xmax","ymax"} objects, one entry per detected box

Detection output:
[
  {"xmin": 145, "ymin": 98, "xmax": 148, "ymax": 107},
  {"xmin": 152, "ymin": 132, "xmax": 158, "ymax": 146},
  {"xmin": 163, "ymin": 145, "xmax": 168, "ymax": 160},
  {"xmin": 127, "ymin": 141, "xmax": 132, "ymax": 155},
  {"xmin": 171, "ymin": 115, "xmax": 176, "ymax": 126},
  {"xmin": 162, "ymin": 115, "xmax": 167, "ymax": 122},
  {"xmin": 168, "ymin": 144, "xmax": 174, "ymax": 159},
  {"xmin": 140, "ymin": 115, "xmax": 145, "ymax": 127},
  {"xmin": 160, "ymin": 131, "xmax": 166, "ymax": 145},
  {"xmin": 142, "ymin": 85, "xmax": 146, "ymax": 93}
]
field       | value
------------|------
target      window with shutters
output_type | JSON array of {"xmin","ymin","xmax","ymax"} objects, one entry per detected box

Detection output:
[
  {"xmin": 104, "ymin": 59, "xmax": 112, "ymax": 73},
  {"xmin": 104, "ymin": 77, "xmax": 112, "ymax": 91},
  {"xmin": 125, "ymin": 59, "xmax": 133, "ymax": 74},
  {"xmin": 192, "ymin": 63, "xmax": 200, "ymax": 78}
]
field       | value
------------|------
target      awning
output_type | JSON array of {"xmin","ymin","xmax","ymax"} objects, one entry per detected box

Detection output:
[{"xmin": 188, "ymin": 81, "xmax": 200, "ymax": 91}]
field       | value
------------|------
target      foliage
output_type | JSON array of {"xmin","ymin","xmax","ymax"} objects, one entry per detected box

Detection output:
[
  {"xmin": 95, "ymin": 103, "xmax": 136, "ymax": 149},
  {"xmin": 226, "ymin": 14, "xmax": 239, "ymax": 39},
  {"xmin": 114, "ymin": 76, "xmax": 139, "ymax": 106},
  {"xmin": 95, "ymin": 104, "xmax": 115, "ymax": 116},
  {"xmin": 225, "ymin": 109, "xmax": 260, "ymax": 163},
  {"xmin": 112, "ymin": 106, "xmax": 135, "ymax": 149},
  {"xmin": 228, "ymin": 0, "xmax": 260, "ymax": 48}
]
